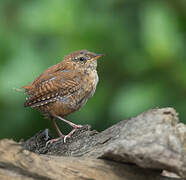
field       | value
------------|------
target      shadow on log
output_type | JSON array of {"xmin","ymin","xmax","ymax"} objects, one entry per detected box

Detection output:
[{"xmin": 0, "ymin": 108, "xmax": 186, "ymax": 180}]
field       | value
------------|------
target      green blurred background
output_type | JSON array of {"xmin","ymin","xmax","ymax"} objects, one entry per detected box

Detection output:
[{"xmin": 0, "ymin": 0, "xmax": 186, "ymax": 141}]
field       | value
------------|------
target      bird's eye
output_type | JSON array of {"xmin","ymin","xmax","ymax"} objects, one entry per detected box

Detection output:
[{"xmin": 79, "ymin": 57, "xmax": 85, "ymax": 61}]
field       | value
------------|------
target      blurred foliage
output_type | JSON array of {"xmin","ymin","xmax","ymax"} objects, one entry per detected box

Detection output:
[{"xmin": 0, "ymin": 0, "xmax": 186, "ymax": 141}]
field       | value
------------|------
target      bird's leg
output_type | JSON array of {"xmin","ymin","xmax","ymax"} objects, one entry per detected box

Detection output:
[
  {"xmin": 46, "ymin": 118, "xmax": 64, "ymax": 146},
  {"xmin": 51, "ymin": 118, "xmax": 64, "ymax": 137},
  {"xmin": 55, "ymin": 115, "xmax": 83, "ymax": 143},
  {"xmin": 55, "ymin": 115, "xmax": 83, "ymax": 129}
]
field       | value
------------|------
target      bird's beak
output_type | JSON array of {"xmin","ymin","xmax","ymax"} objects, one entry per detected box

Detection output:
[{"xmin": 92, "ymin": 54, "xmax": 104, "ymax": 60}]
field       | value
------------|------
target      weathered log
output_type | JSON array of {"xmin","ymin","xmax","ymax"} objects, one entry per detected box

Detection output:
[
  {"xmin": 0, "ymin": 107, "xmax": 185, "ymax": 179},
  {"xmin": 0, "ymin": 139, "xmax": 181, "ymax": 180}
]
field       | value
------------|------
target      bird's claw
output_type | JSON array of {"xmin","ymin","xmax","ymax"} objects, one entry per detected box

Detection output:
[
  {"xmin": 46, "ymin": 125, "xmax": 83, "ymax": 145},
  {"xmin": 63, "ymin": 135, "xmax": 70, "ymax": 143},
  {"xmin": 46, "ymin": 136, "xmax": 64, "ymax": 146},
  {"xmin": 63, "ymin": 128, "xmax": 78, "ymax": 143}
]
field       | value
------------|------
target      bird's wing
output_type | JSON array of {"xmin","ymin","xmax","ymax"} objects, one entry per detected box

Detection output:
[
  {"xmin": 24, "ymin": 62, "xmax": 66, "ymax": 89},
  {"xmin": 23, "ymin": 69, "xmax": 81, "ymax": 107}
]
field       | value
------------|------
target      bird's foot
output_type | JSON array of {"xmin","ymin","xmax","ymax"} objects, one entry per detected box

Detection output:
[
  {"xmin": 72, "ymin": 124, "xmax": 83, "ymax": 129},
  {"xmin": 63, "ymin": 129, "xmax": 76, "ymax": 143},
  {"xmin": 64, "ymin": 125, "xmax": 83, "ymax": 143},
  {"xmin": 46, "ymin": 125, "xmax": 83, "ymax": 145},
  {"xmin": 46, "ymin": 135, "xmax": 64, "ymax": 146}
]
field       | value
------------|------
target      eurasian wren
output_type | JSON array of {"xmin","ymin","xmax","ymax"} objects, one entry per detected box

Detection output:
[{"xmin": 23, "ymin": 50, "xmax": 103, "ymax": 143}]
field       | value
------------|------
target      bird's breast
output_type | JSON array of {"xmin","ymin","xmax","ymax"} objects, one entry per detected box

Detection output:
[
  {"xmin": 82, "ymin": 69, "xmax": 99, "ymax": 97},
  {"xmin": 66, "ymin": 69, "xmax": 98, "ymax": 111}
]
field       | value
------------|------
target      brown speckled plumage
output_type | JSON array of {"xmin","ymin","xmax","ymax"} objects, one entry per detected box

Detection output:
[{"xmin": 23, "ymin": 49, "xmax": 103, "ymax": 143}]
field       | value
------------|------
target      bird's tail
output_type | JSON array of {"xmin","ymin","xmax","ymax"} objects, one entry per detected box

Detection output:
[{"xmin": 13, "ymin": 87, "xmax": 25, "ymax": 93}]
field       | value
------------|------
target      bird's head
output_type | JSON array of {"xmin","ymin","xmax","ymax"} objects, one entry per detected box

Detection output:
[{"xmin": 63, "ymin": 49, "xmax": 104, "ymax": 71}]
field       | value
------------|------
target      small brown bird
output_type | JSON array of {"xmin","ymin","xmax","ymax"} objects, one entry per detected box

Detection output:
[{"xmin": 23, "ymin": 50, "xmax": 103, "ymax": 143}]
